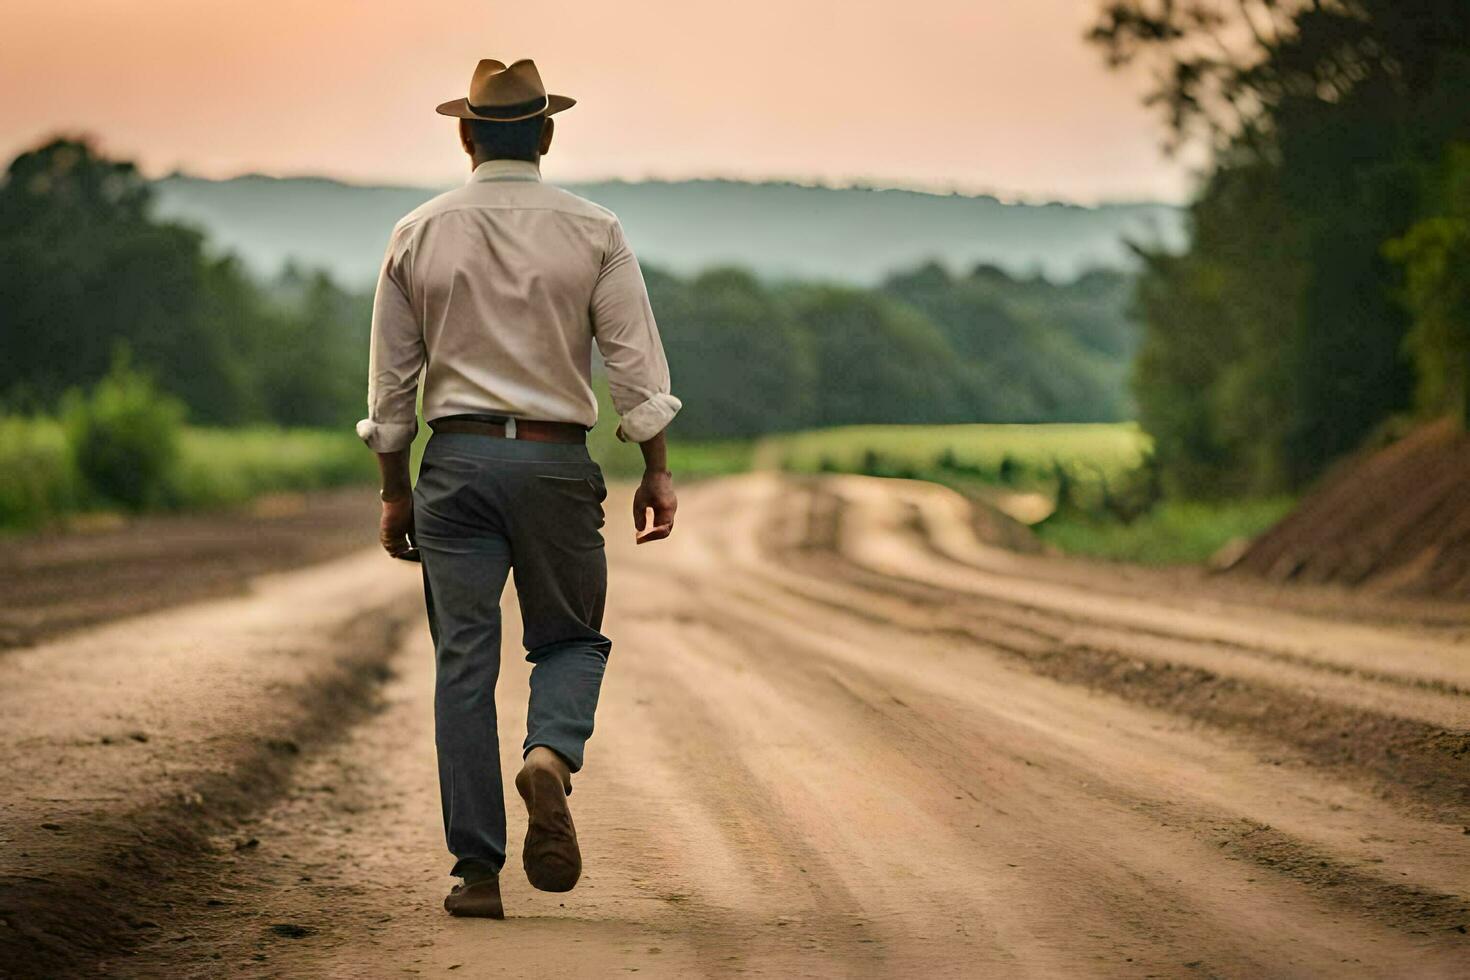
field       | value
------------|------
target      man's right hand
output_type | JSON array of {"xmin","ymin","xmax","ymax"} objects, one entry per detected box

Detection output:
[
  {"xmin": 379, "ymin": 494, "xmax": 417, "ymax": 559},
  {"xmin": 633, "ymin": 469, "xmax": 676, "ymax": 544}
]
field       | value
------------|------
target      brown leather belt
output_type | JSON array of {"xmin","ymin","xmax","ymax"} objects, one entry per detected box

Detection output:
[{"xmin": 429, "ymin": 415, "xmax": 587, "ymax": 444}]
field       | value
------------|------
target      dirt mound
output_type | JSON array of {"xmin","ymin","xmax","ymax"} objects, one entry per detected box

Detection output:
[{"xmin": 1231, "ymin": 418, "xmax": 1470, "ymax": 599}]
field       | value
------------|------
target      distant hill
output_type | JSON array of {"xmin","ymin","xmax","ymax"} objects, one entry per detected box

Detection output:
[{"xmin": 151, "ymin": 174, "xmax": 1186, "ymax": 288}]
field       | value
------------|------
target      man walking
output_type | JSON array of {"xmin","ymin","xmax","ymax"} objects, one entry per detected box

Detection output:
[{"xmin": 357, "ymin": 58, "xmax": 680, "ymax": 919}]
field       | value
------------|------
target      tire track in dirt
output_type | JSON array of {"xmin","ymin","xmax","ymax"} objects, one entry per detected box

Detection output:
[
  {"xmin": 812, "ymin": 479, "xmax": 1470, "ymax": 695},
  {"xmin": 608, "ymin": 567, "xmax": 1469, "ymax": 976},
  {"xmin": 752, "ymin": 549, "xmax": 1470, "ymax": 821},
  {"xmin": 887, "ymin": 485, "xmax": 1470, "ymax": 700},
  {"xmin": 619, "ymin": 475, "xmax": 1470, "ymax": 967},
  {"xmin": 110, "ymin": 585, "xmax": 897, "ymax": 979},
  {"xmin": 657, "ymin": 573, "xmax": 1470, "ymax": 950}
]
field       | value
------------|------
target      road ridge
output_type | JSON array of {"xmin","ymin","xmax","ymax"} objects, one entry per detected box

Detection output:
[
  {"xmin": 767, "ymin": 551, "xmax": 1470, "ymax": 816},
  {"xmin": 760, "ymin": 484, "xmax": 1470, "ymax": 818},
  {"xmin": 886, "ymin": 489, "xmax": 1470, "ymax": 698},
  {"xmin": 0, "ymin": 558, "xmax": 420, "ymax": 978}
]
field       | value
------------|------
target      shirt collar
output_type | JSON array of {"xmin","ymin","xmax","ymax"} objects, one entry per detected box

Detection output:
[{"xmin": 469, "ymin": 159, "xmax": 542, "ymax": 184}]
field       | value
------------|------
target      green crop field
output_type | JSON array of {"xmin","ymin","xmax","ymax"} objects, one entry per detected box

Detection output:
[{"xmin": 768, "ymin": 422, "xmax": 1151, "ymax": 486}]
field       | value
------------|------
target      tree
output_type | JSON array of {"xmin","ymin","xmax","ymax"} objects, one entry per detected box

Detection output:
[
  {"xmin": 783, "ymin": 283, "xmax": 969, "ymax": 427},
  {"xmin": 0, "ymin": 138, "xmax": 232, "ymax": 412},
  {"xmin": 651, "ymin": 267, "xmax": 816, "ymax": 438},
  {"xmin": 0, "ymin": 136, "xmax": 373, "ymax": 429},
  {"xmin": 1090, "ymin": 0, "xmax": 1470, "ymax": 493},
  {"xmin": 644, "ymin": 260, "xmax": 1144, "ymax": 439},
  {"xmin": 884, "ymin": 262, "xmax": 1135, "ymax": 423},
  {"xmin": 1385, "ymin": 144, "xmax": 1470, "ymax": 426},
  {"xmin": 249, "ymin": 264, "xmax": 372, "ymax": 427}
]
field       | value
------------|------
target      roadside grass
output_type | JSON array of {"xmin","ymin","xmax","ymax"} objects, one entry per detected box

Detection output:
[
  {"xmin": 592, "ymin": 431, "xmax": 755, "ymax": 480},
  {"xmin": 0, "ymin": 415, "xmax": 82, "ymax": 528},
  {"xmin": 587, "ymin": 380, "xmax": 755, "ymax": 480},
  {"xmin": 1035, "ymin": 497, "xmax": 1296, "ymax": 565},
  {"xmin": 173, "ymin": 427, "xmax": 377, "ymax": 507}
]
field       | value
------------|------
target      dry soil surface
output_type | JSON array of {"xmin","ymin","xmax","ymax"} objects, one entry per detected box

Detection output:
[
  {"xmin": 0, "ymin": 488, "xmax": 380, "ymax": 651},
  {"xmin": 3, "ymin": 474, "xmax": 1468, "ymax": 979}
]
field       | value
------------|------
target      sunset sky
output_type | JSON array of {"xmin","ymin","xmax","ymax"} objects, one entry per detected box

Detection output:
[{"xmin": 3, "ymin": 0, "xmax": 1196, "ymax": 203}]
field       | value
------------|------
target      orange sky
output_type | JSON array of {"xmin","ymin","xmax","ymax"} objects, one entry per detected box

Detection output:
[{"xmin": 2, "ymin": 0, "xmax": 1195, "ymax": 202}]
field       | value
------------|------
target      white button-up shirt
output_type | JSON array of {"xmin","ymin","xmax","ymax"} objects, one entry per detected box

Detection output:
[{"xmin": 356, "ymin": 158, "xmax": 681, "ymax": 452}]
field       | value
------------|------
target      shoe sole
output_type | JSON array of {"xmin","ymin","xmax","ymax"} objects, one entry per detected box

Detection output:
[{"xmin": 516, "ymin": 765, "xmax": 581, "ymax": 892}]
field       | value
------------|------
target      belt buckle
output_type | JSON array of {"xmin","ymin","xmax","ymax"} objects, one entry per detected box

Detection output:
[{"xmin": 504, "ymin": 418, "xmax": 517, "ymax": 440}]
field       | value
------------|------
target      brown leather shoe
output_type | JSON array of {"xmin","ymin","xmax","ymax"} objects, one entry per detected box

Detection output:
[
  {"xmin": 516, "ymin": 750, "xmax": 581, "ymax": 892},
  {"xmin": 443, "ymin": 877, "xmax": 504, "ymax": 918}
]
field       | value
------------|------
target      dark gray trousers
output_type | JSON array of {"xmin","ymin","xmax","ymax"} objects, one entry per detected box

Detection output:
[{"xmin": 412, "ymin": 432, "xmax": 611, "ymax": 879}]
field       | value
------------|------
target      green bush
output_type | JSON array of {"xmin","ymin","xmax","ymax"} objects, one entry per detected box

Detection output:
[
  {"xmin": 0, "ymin": 416, "xmax": 80, "ymax": 528},
  {"xmin": 63, "ymin": 361, "xmax": 185, "ymax": 510}
]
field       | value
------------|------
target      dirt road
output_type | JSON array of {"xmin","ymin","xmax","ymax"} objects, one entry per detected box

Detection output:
[{"xmin": 4, "ymin": 474, "xmax": 1468, "ymax": 978}]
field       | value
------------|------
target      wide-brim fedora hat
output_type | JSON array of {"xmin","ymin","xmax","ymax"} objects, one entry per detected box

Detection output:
[{"xmin": 436, "ymin": 58, "xmax": 575, "ymax": 122}]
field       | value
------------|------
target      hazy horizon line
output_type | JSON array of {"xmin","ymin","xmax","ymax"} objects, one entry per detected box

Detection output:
[
  {"xmin": 9, "ymin": 125, "xmax": 1194, "ymax": 210},
  {"xmin": 151, "ymin": 163, "xmax": 1191, "ymax": 210}
]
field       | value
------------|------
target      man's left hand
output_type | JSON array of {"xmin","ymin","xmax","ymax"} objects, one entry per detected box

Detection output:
[{"xmin": 379, "ymin": 495, "xmax": 416, "ymax": 559}]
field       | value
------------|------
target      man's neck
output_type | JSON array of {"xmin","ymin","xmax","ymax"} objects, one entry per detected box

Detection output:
[{"xmin": 471, "ymin": 153, "xmax": 539, "ymax": 170}]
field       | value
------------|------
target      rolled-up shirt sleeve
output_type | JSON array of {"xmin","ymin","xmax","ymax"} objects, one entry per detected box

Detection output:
[
  {"xmin": 356, "ymin": 227, "xmax": 424, "ymax": 453},
  {"xmin": 591, "ymin": 219, "xmax": 681, "ymax": 443}
]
